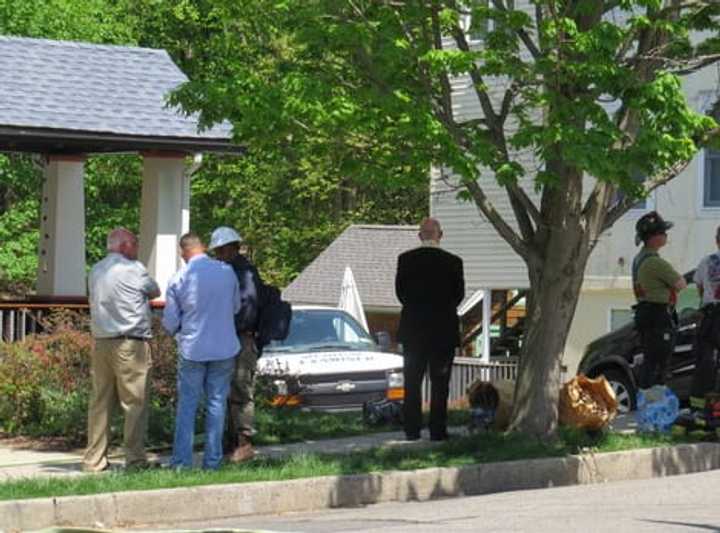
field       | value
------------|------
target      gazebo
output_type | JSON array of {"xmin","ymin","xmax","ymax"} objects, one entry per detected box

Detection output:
[{"xmin": 0, "ymin": 35, "xmax": 240, "ymax": 301}]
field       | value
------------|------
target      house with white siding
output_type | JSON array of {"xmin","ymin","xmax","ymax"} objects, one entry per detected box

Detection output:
[{"xmin": 432, "ymin": 3, "xmax": 720, "ymax": 374}]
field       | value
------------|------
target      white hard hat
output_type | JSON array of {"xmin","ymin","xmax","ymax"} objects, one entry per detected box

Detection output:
[{"xmin": 209, "ymin": 226, "xmax": 243, "ymax": 250}]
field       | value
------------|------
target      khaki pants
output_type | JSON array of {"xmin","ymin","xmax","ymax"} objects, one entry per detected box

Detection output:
[
  {"xmin": 83, "ymin": 338, "xmax": 151, "ymax": 471},
  {"xmin": 227, "ymin": 337, "xmax": 257, "ymax": 446}
]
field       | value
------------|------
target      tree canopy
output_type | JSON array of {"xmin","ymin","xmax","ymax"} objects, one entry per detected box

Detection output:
[
  {"xmin": 168, "ymin": 0, "xmax": 720, "ymax": 436},
  {"xmin": 0, "ymin": 0, "xmax": 427, "ymax": 291},
  {"xmin": 2, "ymin": 0, "xmax": 720, "ymax": 437}
]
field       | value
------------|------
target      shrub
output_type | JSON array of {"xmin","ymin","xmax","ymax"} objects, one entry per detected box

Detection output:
[{"xmin": 0, "ymin": 311, "xmax": 179, "ymax": 446}]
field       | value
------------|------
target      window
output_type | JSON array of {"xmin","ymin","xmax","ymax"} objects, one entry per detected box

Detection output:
[
  {"xmin": 609, "ymin": 309, "xmax": 633, "ymax": 331},
  {"xmin": 703, "ymin": 148, "xmax": 720, "ymax": 207},
  {"xmin": 460, "ymin": 1, "xmax": 489, "ymax": 43},
  {"xmin": 460, "ymin": 0, "xmax": 515, "ymax": 43},
  {"xmin": 613, "ymin": 170, "xmax": 648, "ymax": 211}
]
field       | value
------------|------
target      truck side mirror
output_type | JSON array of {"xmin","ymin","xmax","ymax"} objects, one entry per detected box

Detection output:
[{"xmin": 375, "ymin": 331, "xmax": 391, "ymax": 351}]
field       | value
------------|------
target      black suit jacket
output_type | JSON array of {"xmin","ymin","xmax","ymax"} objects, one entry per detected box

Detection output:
[{"xmin": 395, "ymin": 246, "xmax": 465, "ymax": 356}]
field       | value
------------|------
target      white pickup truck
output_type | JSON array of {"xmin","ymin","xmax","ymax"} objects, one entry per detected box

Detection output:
[{"xmin": 257, "ymin": 305, "xmax": 404, "ymax": 410}]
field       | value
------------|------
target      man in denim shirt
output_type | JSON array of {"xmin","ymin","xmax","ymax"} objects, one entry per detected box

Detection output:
[{"xmin": 162, "ymin": 232, "xmax": 241, "ymax": 469}]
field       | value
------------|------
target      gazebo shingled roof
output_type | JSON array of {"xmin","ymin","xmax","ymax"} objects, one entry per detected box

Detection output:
[
  {"xmin": 0, "ymin": 36, "xmax": 238, "ymax": 154},
  {"xmin": 282, "ymin": 225, "xmax": 419, "ymax": 310}
]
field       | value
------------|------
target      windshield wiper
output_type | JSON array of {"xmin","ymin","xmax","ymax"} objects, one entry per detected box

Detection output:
[
  {"xmin": 263, "ymin": 346, "xmax": 298, "ymax": 353},
  {"xmin": 303, "ymin": 342, "xmax": 359, "ymax": 351}
]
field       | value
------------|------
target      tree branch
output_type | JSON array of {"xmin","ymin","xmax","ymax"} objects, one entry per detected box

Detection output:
[
  {"xmin": 430, "ymin": 1, "xmax": 453, "ymax": 124},
  {"xmin": 499, "ymin": 80, "xmax": 520, "ymax": 123},
  {"xmin": 670, "ymin": 54, "xmax": 720, "ymax": 75},
  {"xmin": 489, "ymin": 0, "xmax": 543, "ymax": 60},
  {"xmin": 445, "ymin": 0, "xmax": 499, "ymax": 130},
  {"xmin": 464, "ymin": 177, "xmax": 531, "ymax": 260},
  {"xmin": 505, "ymin": 183, "xmax": 537, "ymax": 241},
  {"xmin": 654, "ymin": 0, "xmax": 712, "ymax": 19},
  {"xmin": 510, "ymin": 181, "xmax": 541, "ymax": 223},
  {"xmin": 597, "ymin": 119, "xmax": 719, "ymax": 235},
  {"xmin": 458, "ymin": 117, "xmax": 492, "ymax": 129},
  {"xmin": 601, "ymin": 158, "xmax": 693, "ymax": 233}
]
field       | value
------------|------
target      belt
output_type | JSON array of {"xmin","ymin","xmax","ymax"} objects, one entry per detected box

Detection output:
[
  {"xmin": 635, "ymin": 301, "xmax": 672, "ymax": 309},
  {"xmin": 105, "ymin": 335, "xmax": 148, "ymax": 342}
]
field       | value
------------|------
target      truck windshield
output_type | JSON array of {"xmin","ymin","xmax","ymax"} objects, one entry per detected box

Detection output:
[{"xmin": 264, "ymin": 309, "xmax": 375, "ymax": 353}]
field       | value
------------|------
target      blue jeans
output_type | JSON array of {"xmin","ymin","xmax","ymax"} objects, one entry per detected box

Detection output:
[{"xmin": 171, "ymin": 356, "xmax": 235, "ymax": 469}]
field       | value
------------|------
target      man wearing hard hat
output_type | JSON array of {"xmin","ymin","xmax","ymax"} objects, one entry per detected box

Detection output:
[
  {"xmin": 632, "ymin": 211, "xmax": 686, "ymax": 390},
  {"xmin": 209, "ymin": 226, "xmax": 264, "ymax": 463}
]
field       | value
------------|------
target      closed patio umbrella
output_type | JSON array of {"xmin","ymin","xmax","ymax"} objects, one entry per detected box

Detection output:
[{"xmin": 338, "ymin": 265, "xmax": 369, "ymax": 332}]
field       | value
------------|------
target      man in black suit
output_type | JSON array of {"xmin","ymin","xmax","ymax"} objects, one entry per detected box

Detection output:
[{"xmin": 395, "ymin": 217, "xmax": 465, "ymax": 441}]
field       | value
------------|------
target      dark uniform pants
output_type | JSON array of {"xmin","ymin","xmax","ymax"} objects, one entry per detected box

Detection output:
[
  {"xmin": 690, "ymin": 304, "xmax": 720, "ymax": 401},
  {"xmin": 403, "ymin": 348, "xmax": 454, "ymax": 439},
  {"xmin": 225, "ymin": 335, "xmax": 257, "ymax": 449},
  {"xmin": 634, "ymin": 302, "xmax": 677, "ymax": 389}
]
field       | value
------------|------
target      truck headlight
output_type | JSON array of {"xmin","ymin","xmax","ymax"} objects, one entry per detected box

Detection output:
[
  {"xmin": 387, "ymin": 370, "xmax": 404, "ymax": 389},
  {"xmin": 273, "ymin": 379, "xmax": 288, "ymax": 396}
]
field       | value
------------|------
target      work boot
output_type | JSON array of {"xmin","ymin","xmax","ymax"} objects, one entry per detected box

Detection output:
[{"xmin": 228, "ymin": 437, "xmax": 255, "ymax": 464}]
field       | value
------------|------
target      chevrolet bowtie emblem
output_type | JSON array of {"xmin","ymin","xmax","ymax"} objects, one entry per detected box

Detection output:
[{"xmin": 336, "ymin": 380, "xmax": 356, "ymax": 392}]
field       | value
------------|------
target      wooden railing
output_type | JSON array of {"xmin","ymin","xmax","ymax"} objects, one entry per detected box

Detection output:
[
  {"xmin": 0, "ymin": 297, "xmax": 166, "ymax": 343},
  {"xmin": 0, "ymin": 299, "xmax": 89, "ymax": 343},
  {"xmin": 422, "ymin": 356, "xmax": 519, "ymax": 405}
]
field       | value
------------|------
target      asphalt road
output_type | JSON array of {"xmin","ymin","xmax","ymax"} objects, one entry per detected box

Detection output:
[{"xmin": 136, "ymin": 469, "xmax": 720, "ymax": 533}]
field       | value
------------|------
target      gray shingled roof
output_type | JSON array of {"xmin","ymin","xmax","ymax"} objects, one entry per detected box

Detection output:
[
  {"xmin": 282, "ymin": 225, "xmax": 419, "ymax": 310},
  {"xmin": 0, "ymin": 36, "xmax": 232, "ymax": 142}
]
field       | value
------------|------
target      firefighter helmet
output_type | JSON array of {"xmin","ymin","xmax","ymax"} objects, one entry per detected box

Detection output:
[{"xmin": 635, "ymin": 211, "xmax": 673, "ymax": 246}]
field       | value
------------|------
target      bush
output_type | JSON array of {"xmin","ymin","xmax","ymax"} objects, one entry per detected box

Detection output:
[{"xmin": 0, "ymin": 311, "xmax": 179, "ymax": 446}]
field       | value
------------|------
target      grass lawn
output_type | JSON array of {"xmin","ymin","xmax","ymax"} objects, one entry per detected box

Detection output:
[
  {"xmin": 252, "ymin": 407, "xmax": 470, "ymax": 446},
  {"xmin": 0, "ymin": 426, "xmax": 708, "ymax": 502}
]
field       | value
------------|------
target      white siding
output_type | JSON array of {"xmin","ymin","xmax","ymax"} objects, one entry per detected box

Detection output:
[
  {"xmin": 434, "ymin": 1, "xmax": 537, "ymax": 291},
  {"xmin": 568, "ymin": 57, "xmax": 720, "ymax": 368},
  {"xmin": 584, "ymin": 63, "xmax": 720, "ymax": 288},
  {"xmin": 434, "ymin": 2, "xmax": 720, "ymax": 293},
  {"xmin": 432, "ymin": 167, "xmax": 536, "ymax": 290},
  {"xmin": 434, "ymin": 2, "xmax": 720, "ymax": 366}
]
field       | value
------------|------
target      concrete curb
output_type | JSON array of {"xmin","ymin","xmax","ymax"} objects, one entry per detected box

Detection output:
[{"xmin": 2, "ymin": 442, "xmax": 719, "ymax": 531}]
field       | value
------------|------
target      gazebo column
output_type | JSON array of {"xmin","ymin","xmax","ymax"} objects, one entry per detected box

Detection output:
[
  {"xmin": 36, "ymin": 154, "xmax": 87, "ymax": 297},
  {"xmin": 139, "ymin": 152, "xmax": 189, "ymax": 298}
]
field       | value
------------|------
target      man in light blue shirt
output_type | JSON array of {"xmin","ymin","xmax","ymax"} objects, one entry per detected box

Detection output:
[{"xmin": 162, "ymin": 232, "xmax": 241, "ymax": 469}]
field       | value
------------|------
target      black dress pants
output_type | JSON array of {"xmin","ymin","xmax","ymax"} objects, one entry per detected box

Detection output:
[
  {"xmin": 403, "ymin": 348, "xmax": 454, "ymax": 439},
  {"xmin": 690, "ymin": 305, "xmax": 720, "ymax": 401}
]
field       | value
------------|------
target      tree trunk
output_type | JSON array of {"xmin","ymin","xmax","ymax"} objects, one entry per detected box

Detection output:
[{"xmin": 508, "ymin": 232, "xmax": 590, "ymax": 439}]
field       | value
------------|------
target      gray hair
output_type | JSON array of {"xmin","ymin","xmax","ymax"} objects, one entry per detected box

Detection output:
[{"xmin": 107, "ymin": 228, "xmax": 136, "ymax": 252}]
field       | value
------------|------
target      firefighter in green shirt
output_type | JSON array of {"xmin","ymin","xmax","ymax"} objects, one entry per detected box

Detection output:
[{"xmin": 632, "ymin": 211, "xmax": 687, "ymax": 390}]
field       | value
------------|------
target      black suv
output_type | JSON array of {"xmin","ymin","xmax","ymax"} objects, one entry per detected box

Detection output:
[{"xmin": 577, "ymin": 272, "xmax": 702, "ymax": 413}]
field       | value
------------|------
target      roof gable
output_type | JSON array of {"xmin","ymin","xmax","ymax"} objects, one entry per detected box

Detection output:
[{"xmin": 282, "ymin": 225, "xmax": 419, "ymax": 309}]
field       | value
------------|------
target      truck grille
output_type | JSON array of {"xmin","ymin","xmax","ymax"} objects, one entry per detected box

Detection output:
[
  {"xmin": 302, "ymin": 391, "xmax": 385, "ymax": 409},
  {"xmin": 300, "ymin": 370, "xmax": 389, "ymax": 385}
]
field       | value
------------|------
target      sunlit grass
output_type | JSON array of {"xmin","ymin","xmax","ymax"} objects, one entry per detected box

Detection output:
[{"xmin": 0, "ymin": 427, "xmax": 705, "ymax": 502}]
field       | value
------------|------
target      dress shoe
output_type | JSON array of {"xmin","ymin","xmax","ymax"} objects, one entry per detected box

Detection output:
[{"xmin": 82, "ymin": 461, "xmax": 113, "ymax": 473}]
